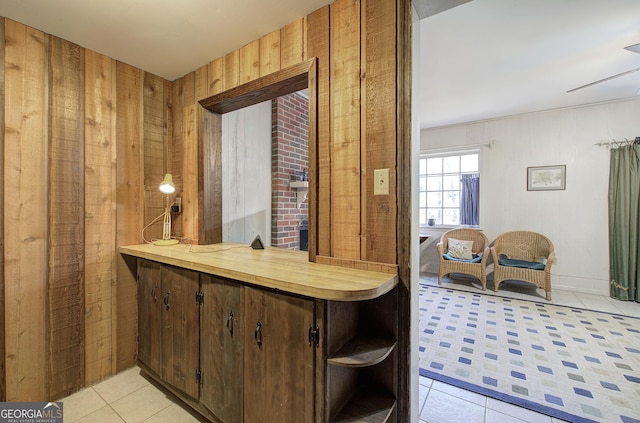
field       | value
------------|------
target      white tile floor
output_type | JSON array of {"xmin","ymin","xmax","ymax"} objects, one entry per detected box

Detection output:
[
  {"xmin": 59, "ymin": 273, "xmax": 640, "ymax": 423},
  {"xmin": 418, "ymin": 273, "xmax": 640, "ymax": 423},
  {"xmin": 58, "ymin": 367, "xmax": 206, "ymax": 422}
]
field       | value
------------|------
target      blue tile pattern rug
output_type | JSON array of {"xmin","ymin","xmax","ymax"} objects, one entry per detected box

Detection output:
[{"xmin": 418, "ymin": 284, "xmax": 640, "ymax": 423}]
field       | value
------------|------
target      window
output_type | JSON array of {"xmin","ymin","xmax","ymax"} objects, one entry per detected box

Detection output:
[{"xmin": 419, "ymin": 151, "xmax": 479, "ymax": 226}]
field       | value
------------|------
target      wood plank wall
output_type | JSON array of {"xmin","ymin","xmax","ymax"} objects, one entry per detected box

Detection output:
[
  {"xmin": 114, "ymin": 62, "xmax": 144, "ymax": 374},
  {"xmin": 4, "ymin": 19, "xmax": 49, "ymax": 401},
  {"xmin": 0, "ymin": 18, "xmax": 6, "ymax": 403},
  {"xmin": 49, "ymin": 36, "xmax": 85, "ymax": 399},
  {"xmin": 1, "ymin": 18, "xmax": 170, "ymax": 400},
  {"xmin": 84, "ymin": 50, "xmax": 116, "ymax": 386},
  {"xmin": 0, "ymin": 0, "xmax": 409, "ymax": 410},
  {"xmin": 175, "ymin": 0, "xmax": 398, "ymax": 266}
]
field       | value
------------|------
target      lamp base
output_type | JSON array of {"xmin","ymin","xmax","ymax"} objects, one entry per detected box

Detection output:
[{"xmin": 154, "ymin": 238, "xmax": 179, "ymax": 246}]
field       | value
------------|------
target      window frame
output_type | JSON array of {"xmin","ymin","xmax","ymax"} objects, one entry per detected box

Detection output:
[{"xmin": 419, "ymin": 148, "xmax": 482, "ymax": 230}]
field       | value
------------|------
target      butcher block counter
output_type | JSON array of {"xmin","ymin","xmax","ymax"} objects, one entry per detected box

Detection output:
[
  {"xmin": 120, "ymin": 242, "xmax": 400, "ymax": 422},
  {"xmin": 119, "ymin": 242, "xmax": 398, "ymax": 301}
]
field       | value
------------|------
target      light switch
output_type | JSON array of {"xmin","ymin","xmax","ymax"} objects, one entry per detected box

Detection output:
[{"xmin": 374, "ymin": 168, "xmax": 389, "ymax": 195}]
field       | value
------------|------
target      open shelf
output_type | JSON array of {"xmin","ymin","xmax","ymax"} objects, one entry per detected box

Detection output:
[
  {"xmin": 328, "ymin": 336, "xmax": 396, "ymax": 367},
  {"xmin": 331, "ymin": 389, "xmax": 396, "ymax": 423},
  {"xmin": 289, "ymin": 180, "xmax": 309, "ymax": 207}
]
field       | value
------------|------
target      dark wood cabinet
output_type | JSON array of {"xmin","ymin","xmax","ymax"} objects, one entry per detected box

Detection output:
[
  {"xmin": 129, "ymin": 249, "xmax": 397, "ymax": 423},
  {"xmin": 244, "ymin": 287, "xmax": 321, "ymax": 422},
  {"xmin": 160, "ymin": 265, "xmax": 201, "ymax": 400},
  {"xmin": 137, "ymin": 259, "xmax": 200, "ymax": 400},
  {"xmin": 200, "ymin": 275, "xmax": 244, "ymax": 422},
  {"xmin": 137, "ymin": 259, "xmax": 162, "ymax": 376}
]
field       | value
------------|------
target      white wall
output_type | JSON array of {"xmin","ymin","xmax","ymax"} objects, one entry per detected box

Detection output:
[
  {"xmin": 421, "ymin": 98, "xmax": 640, "ymax": 295},
  {"xmin": 222, "ymin": 101, "xmax": 272, "ymax": 245}
]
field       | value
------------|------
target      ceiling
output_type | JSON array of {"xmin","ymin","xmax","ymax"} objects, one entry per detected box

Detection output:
[
  {"xmin": 419, "ymin": 0, "xmax": 640, "ymax": 128},
  {"xmin": 0, "ymin": 0, "xmax": 332, "ymax": 80},
  {"xmin": 0, "ymin": 0, "xmax": 639, "ymax": 130}
]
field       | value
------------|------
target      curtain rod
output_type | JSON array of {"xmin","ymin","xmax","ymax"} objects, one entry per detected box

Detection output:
[
  {"xmin": 423, "ymin": 141, "xmax": 495, "ymax": 154},
  {"xmin": 595, "ymin": 137, "xmax": 640, "ymax": 149}
]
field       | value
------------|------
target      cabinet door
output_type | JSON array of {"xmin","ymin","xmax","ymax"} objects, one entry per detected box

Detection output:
[
  {"xmin": 137, "ymin": 259, "xmax": 162, "ymax": 376},
  {"xmin": 200, "ymin": 275, "xmax": 244, "ymax": 422},
  {"xmin": 160, "ymin": 265, "xmax": 200, "ymax": 400},
  {"xmin": 244, "ymin": 288, "xmax": 317, "ymax": 423}
]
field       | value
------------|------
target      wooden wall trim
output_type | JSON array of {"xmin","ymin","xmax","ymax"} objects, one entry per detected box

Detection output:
[
  {"xmin": 315, "ymin": 255, "xmax": 398, "ymax": 274},
  {"xmin": 201, "ymin": 109, "xmax": 222, "ymax": 244},
  {"xmin": 197, "ymin": 59, "xmax": 317, "ymax": 250},
  {"xmin": 396, "ymin": 0, "xmax": 413, "ymax": 421},
  {"xmin": 0, "ymin": 16, "xmax": 5, "ymax": 402},
  {"xmin": 307, "ymin": 6, "xmax": 331, "ymax": 258},
  {"xmin": 199, "ymin": 59, "xmax": 315, "ymax": 114}
]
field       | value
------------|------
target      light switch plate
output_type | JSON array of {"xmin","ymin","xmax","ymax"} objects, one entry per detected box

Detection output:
[{"xmin": 374, "ymin": 168, "xmax": 389, "ymax": 195}]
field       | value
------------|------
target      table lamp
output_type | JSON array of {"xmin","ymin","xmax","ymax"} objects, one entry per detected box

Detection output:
[{"xmin": 154, "ymin": 173, "xmax": 179, "ymax": 246}]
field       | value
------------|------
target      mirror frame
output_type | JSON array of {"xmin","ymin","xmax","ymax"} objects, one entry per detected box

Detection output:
[{"xmin": 197, "ymin": 58, "xmax": 317, "ymax": 259}]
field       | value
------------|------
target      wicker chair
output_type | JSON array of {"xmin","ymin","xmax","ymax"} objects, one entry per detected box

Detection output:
[
  {"xmin": 491, "ymin": 231, "xmax": 555, "ymax": 300},
  {"xmin": 437, "ymin": 229, "xmax": 490, "ymax": 290}
]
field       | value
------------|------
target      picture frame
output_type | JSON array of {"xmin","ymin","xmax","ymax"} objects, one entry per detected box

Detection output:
[{"xmin": 527, "ymin": 165, "xmax": 566, "ymax": 191}]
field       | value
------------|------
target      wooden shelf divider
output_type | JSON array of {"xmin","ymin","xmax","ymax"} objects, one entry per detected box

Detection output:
[
  {"xmin": 331, "ymin": 389, "xmax": 396, "ymax": 423},
  {"xmin": 327, "ymin": 336, "xmax": 396, "ymax": 367}
]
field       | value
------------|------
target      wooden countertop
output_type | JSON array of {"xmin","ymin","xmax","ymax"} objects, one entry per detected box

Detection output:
[{"xmin": 119, "ymin": 243, "xmax": 398, "ymax": 301}]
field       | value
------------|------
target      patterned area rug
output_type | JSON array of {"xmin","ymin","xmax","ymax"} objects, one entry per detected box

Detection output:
[{"xmin": 418, "ymin": 284, "xmax": 640, "ymax": 423}]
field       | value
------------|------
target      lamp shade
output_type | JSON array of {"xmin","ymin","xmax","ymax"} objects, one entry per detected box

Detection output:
[{"xmin": 159, "ymin": 173, "xmax": 175, "ymax": 194}]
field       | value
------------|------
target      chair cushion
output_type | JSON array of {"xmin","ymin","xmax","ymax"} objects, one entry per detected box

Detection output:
[
  {"xmin": 443, "ymin": 253, "xmax": 482, "ymax": 263},
  {"xmin": 447, "ymin": 238, "xmax": 474, "ymax": 260},
  {"xmin": 498, "ymin": 258, "xmax": 545, "ymax": 270}
]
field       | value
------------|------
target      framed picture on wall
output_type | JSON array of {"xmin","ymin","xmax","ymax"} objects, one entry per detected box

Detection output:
[{"xmin": 527, "ymin": 165, "xmax": 566, "ymax": 191}]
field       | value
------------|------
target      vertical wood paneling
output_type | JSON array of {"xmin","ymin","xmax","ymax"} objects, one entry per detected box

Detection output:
[
  {"xmin": 169, "ymin": 72, "xmax": 194, "ymax": 239},
  {"xmin": 259, "ymin": 30, "xmax": 281, "ymax": 76},
  {"xmin": 202, "ymin": 110, "xmax": 223, "ymax": 244},
  {"xmin": 195, "ymin": 64, "xmax": 208, "ymax": 102},
  {"xmin": 4, "ymin": 20, "xmax": 48, "ymax": 401},
  {"xmin": 182, "ymin": 70, "xmax": 196, "ymax": 107},
  {"xmin": 84, "ymin": 49, "xmax": 116, "ymax": 384},
  {"xmin": 307, "ymin": 6, "xmax": 331, "ymax": 257},
  {"xmin": 330, "ymin": 0, "xmax": 361, "ymax": 259},
  {"xmin": 48, "ymin": 36, "xmax": 85, "ymax": 399},
  {"xmin": 163, "ymin": 80, "xmax": 183, "ymax": 237},
  {"xmin": 362, "ymin": 0, "xmax": 397, "ymax": 263},
  {"xmin": 0, "ymin": 17, "xmax": 6, "ymax": 402},
  {"xmin": 239, "ymin": 40, "xmax": 260, "ymax": 83},
  {"xmin": 208, "ymin": 57, "xmax": 224, "ymax": 96},
  {"xmin": 169, "ymin": 76, "xmax": 186, "ymax": 236},
  {"xmin": 281, "ymin": 18, "xmax": 305, "ymax": 68},
  {"xmin": 224, "ymin": 50, "xmax": 240, "ymax": 90},
  {"xmin": 143, "ymin": 73, "xmax": 167, "ymax": 241},
  {"xmin": 182, "ymin": 104, "xmax": 199, "ymax": 242},
  {"xmin": 115, "ymin": 61, "xmax": 144, "ymax": 372},
  {"xmin": 0, "ymin": 2, "xmax": 408, "ymax": 408}
]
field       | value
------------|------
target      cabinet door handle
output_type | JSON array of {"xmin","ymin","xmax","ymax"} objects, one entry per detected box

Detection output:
[
  {"xmin": 164, "ymin": 289, "xmax": 171, "ymax": 310},
  {"xmin": 151, "ymin": 285, "xmax": 157, "ymax": 302},
  {"xmin": 254, "ymin": 321, "xmax": 262, "ymax": 349},
  {"xmin": 227, "ymin": 311, "xmax": 234, "ymax": 335},
  {"xmin": 308, "ymin": 325, "xmax": 320, "ymax": 347}
]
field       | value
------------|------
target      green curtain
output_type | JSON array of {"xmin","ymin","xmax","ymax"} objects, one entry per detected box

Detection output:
[{"xmin": 609, "ymin": 143, "xmax": 640, "ymax": 301}]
